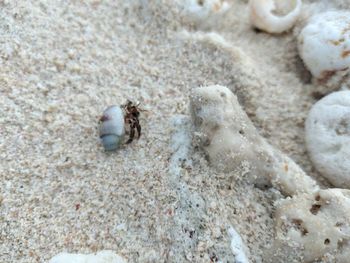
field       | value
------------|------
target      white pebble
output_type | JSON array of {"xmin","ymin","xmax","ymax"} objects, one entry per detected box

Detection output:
[
  {"xmin": 305, "ymin": 90, "xmax": 350, "ymax": 188},
  {"xmin": 180, "ymin": 0, "xmax": 231, "ymax": 21},
  {"xmin": 298, "ymin": 11, "xmax": 350, "ymax": 87},
  {"xmin": 228, "ymin": 227, "xmax": 250, "ymax": 263}
]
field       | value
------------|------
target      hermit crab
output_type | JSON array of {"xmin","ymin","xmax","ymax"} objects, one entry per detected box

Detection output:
[{"xmin": 99, "ymin": 101, "xmax": 142, "ymax": 151}]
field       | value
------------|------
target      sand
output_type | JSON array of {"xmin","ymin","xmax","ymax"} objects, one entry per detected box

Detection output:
[{"xmin": 1, "ymin": 0, "xmax": 349, "ymax": 262}]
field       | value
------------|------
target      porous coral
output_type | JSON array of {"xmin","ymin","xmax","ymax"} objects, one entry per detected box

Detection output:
[
  {"xmin": 298, "ymin": 11, "xmax": 350, "ymax": 90},
  {"xmin": 190, "ymin": 85, "xmax": 318, "ymax": 196},
  {"xmin": 264, "ymin": 189, "xmax": 350, "ymax": 263},
  {"xmin": 305, "ymin": 90, "xmax": 350, "ymax": 188}
]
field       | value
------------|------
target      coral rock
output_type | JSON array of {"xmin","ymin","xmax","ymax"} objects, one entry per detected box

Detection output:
[
  {"xmin": 190, "ymin": 85, "xmax": 318, "ymax": 195},
  {"xmin": 265, "ymin": 189, "xmax": 350, "ymax": 263},
  {"xmin": 298, "ymin": 11, "xmax": 350, "ymax": 89},
  {"xmin": 305, "ymin": 90, "xmax": 350, "ymax": 188}
]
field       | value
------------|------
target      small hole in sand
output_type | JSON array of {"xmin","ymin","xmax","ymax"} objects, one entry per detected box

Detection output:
[
  {"xmin": 239, "ymin": 130, "xmax": 244, "ymax": 135},
  {"xmin": 310, "ymin": 204, "xmax": 321, "ymax": 215},
  {"xmin": 324, "ymin": 239, "xmax": 330, "ymax": 245},
  {"xmin": 197, "ymin": 0, "xmax": 204, "ymax": 6},
  {"xmin": 315, "ymin": 195, "xmax": 321, "ymax": 201},
  {"xmin": 220, "ymin": 92, "xmax": 226, "ymax": 98}
]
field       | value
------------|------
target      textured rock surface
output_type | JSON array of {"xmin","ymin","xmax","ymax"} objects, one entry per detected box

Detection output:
[
  {"xmin": 190, "ymin": 85, "xmax": 318, "ymax": 196},
  {"xmin": 265, "ymin": 189, "xmax": 350, "ymax": 263},
  {"xmin": 305, "ymin": 91, "xmax": 350, "ymax": 188},
  {"xmin": 298, "ymin": 11, "xmax": 350, "ymax": 89}
]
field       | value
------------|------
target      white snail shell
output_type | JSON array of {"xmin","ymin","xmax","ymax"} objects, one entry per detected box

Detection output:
[
  {"xmin": 298, "ymin": 11, "xmax": 350, "ymax": 87},
  {"xmin": 249, "ymin": 0, "xmax": 302, "ymax": 34},
  {"xmin": 99, "ymin": 105, "xmax": 125, "ymax": 151}
]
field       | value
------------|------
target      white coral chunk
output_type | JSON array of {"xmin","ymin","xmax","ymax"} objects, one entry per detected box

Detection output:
[
  {"xmin": 190, "ymin": 85, "xmax": 318, "ymax": 196},
  {"xmin": 298, "ymin": 11, "xmax": 350, "ymax": 87},
  {"xmin": 305, "ymin": 90, "xmax": 350, "ymax": 188},
  {"xmin": 264, "ymin": 189, "xmax": 350, "ymax": 263}
]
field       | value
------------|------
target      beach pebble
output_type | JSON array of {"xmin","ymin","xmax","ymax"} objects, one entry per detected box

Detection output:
[
  {"xmin": 190, "ymin": 85, "xmax": 318, "ymax": 195},
  {"xmin": 264, "ymin": 188, "xmax": 350, "ymax": 263},
  {"xmin": 298, "ymin": 11, "xmax": 350, "ymax": 88},
  {"xmin": 180, "ymin": 0, "xmax": 231, "ymax": 21},
  {"xmin": 305, "ymin": 90, "xmax": 350, "ymax": 188},
  {"xmin": 249, "ymin": 0, "xmax": 302, "ymax": 34},
  {"xmin": 49, "ymin": 250, "xmax": 126, "ymax": 263},
  {"xmin": 228, "ymin": 227, "xmax": 250, "ymax": 263}
]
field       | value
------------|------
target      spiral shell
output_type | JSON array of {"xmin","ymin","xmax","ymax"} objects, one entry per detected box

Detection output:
[
  {"xmin": 99, "ymin": 105, "xmax": 125, "ymax": 151},
  {"xmin": 249, "ymin": 0, "xmax": 302, "ymax": 34}
]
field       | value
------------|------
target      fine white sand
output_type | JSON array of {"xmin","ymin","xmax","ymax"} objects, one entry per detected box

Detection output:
[{"xmin": 1, "ymin": 0, "xmax": 349, "ymax": 262}]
